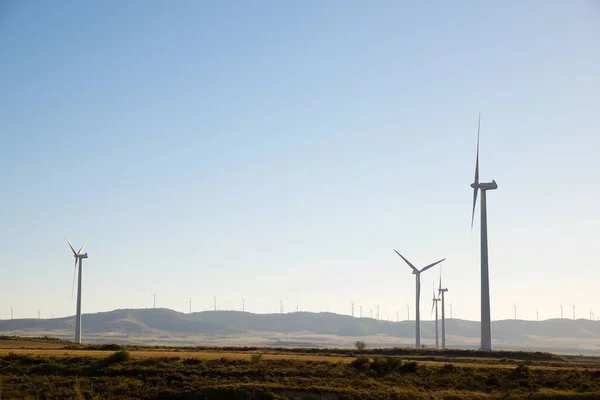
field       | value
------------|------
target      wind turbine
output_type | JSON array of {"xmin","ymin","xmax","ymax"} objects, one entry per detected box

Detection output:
[
  {"xmin": 572, "ymin": 305, "xmax": 576, "ymax": 320},
  {"xmin": 152, "ymin": 293, "xmax": 157, "ymax": 309},
  {"xmin": 189, "ymin": 298, "xmax": 192, "ymax": 314},
  {"xmin": 359, "ymin": 305, "xmax": 363, "ymax": 318},
  {"xmin": 370, "ymin": 308, "xmax": 373, "ymax": 319},
  {"xmin": 513, "ymin": 304, "xmax": 519, "ymax": 320},
  {"xmin": 9, "ymin": 307, "xmax": 13, "ymax": 320},
  {"xmin": 470, "ymin": 113, "xmax": 498, "ymax": 351},
  {"xmin": 430, "ymin": 282, "xmax": 440, "ymax": 349},
  {"xmin": 242, "ymin": 297, "xmax": 245, "ymax": 312},
  {"xmin": 351, "ymin": 301, "xmax": 355, "ymax": 317},
  {"xmin": 279, "ymin": 300, "xmax": 284, "ymax": 314},
  {"xmin": 406, "ymin": 302, "xmax": 410, "ymax": 321},
  {"xmin": 560, "ymin": 303, "xmax": 563, "ymax": 319},
  {"xmin": 394, "ymin": 249, "xmax": 445, "ymax": 348},
  {"xmin": 65, "ymin": 235, "xmax": 90, "ymax": 344},
  {"xmin": 438, "ymin": 273, "xmax": 449, "ymax": 349},
  {"xmin": 396, "ymin": 309, "xmax": 399, "ymax": 322},
  {"xmin": 213, "ymin": 294, "xmax": 217, "ymax": 311},
  {"xmin": 536, "ymin": 310, "xmax": 539, "ymax": 322},
  {"xmin": 376, "ymin": 305, "xmax": 380, "ymax": 320},
  {"xmin": 449, "ymin": 302, "xmax": 454, "ymax": 319}
]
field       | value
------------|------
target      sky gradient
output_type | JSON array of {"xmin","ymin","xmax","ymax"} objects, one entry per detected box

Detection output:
[{"xmin": 1, "ymin": 1, "xmax": 599, "ymax": 322}]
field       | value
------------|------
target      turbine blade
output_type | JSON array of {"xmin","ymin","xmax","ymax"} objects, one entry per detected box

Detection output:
[
  {"xmin": 394, "ymin": 249, "xmax": 418, "ymax": 272},
  {"xmin": 471, "ymin": 113, "xmax": 480, "ymax": 230},
  {"xmin": 78, "ymin": 238, "xmax": 90, "ymax": 254},
  {"xmin": 420, "ymin": 258, "xmax": 446, "ymax": 273},
  {"xmin": 431, "ymin": 299, "xmax": 435, "ymax": 317},
  {"xmin": 65, "ymin": 235, "xmax": 77, "ymax": 255},
  {"xmin": 71, "ymin": 259, "xmax": 77, "ymax": 299}
]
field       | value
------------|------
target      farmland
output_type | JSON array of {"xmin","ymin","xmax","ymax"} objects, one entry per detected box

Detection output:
[{"xmin": 1, "ymin": 337, "xmax": 599, "ymax": 399}]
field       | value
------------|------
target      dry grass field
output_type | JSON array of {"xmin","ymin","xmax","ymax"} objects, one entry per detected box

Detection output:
[{"xmin": 1, "ymin": 336, "xmax": 599, "ymax": 399}]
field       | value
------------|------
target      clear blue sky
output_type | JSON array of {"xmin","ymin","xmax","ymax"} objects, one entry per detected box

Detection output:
[{"xmin": 1, "ymin": 1, "xmax": 599, "ymax": 322}]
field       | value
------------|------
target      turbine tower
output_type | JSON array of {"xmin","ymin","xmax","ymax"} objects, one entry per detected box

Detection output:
[
  {"xmin": 438, "ymin": 273, "xmax": 449, "ymax": 349},
  {"xmin": 394, "ymin": 249, "xmax": 445, "ymax": 348},
  {"xmin": 560, "ymin": 303, "xmax": 563, "ymax": 319},
  {"xmin": 431, "ymin": 282, "xmax": 440, "ymax": 349},
  {"xmin": 65, "ymin": 235, "xmax": 90, "ymax": 344},
  {"xmin": 351, "ymin": 301, "xmax": 355, "ymax": 317},
  {"xmin": 359, "ymin": 305, "xmax": 363, "ymax": 318},
  {"xmin": 213, "ymin": 294, "xmax": 217, "ymax": 311},
  {"xmin": 242, "ymin": 297, "xmax": 245, "ymax": 312},
  {"xmin": 572, "ymin": 305, "xmax": 576, "ymax": 320},
  {"xmin": 376, "ymin": 305, "xmax": 380, "ymax": 320},
  {"xmin": 406, "ymin": 302, "xmax": 410, "ymax": 321},
  {"xmin": 513, "ymin": 304, "xmax": 519, "ymax": 320},
  {"xmin": 189, "ymin": 298, "xmax": 192, "ymax": 314},
  {"xmin": 152, "ymin": 293, "xmax": 157, "ymax": 309},
  {"xmin": 449, "ymin": 302, "xmax": 454, "ymax": 319},
  {"xmin": 470, "ymin": 113, "xmax": 498, "ymax": 351}
]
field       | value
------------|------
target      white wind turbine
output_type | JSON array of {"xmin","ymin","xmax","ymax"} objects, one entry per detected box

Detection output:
[
  {"xmin": 394, "ymin": 249, "xmax": 445, "ymax": 348},
  {"xmin": 65, "ymin": 235, "xmax": 90, "ymax": 344},
  {"xmin": 438, "ymin": 272, "xmax": 449, "ymax": 349},
  {"xmin": 430, "ymin": 282, "xmax": 440, "ymax": 349},
  {"xmin": 470, "ymin": 113, "xmax": 498, "ymax": 351}
]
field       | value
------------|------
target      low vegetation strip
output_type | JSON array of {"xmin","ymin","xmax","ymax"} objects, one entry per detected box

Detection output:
[{"xmin": 0, "ymin": 351, "xmax": 599, "ymax": 399}]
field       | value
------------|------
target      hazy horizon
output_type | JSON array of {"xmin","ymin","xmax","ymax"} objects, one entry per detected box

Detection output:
[{"xmin": 1, "ymin": 2, "xmax": 599, "ymax": 322}]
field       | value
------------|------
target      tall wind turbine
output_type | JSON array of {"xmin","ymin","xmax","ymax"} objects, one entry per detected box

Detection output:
[
  {"xmin": 351, "ymin": 301, "xmax": 355, "ymax": 317},
  {"xmin": 152, "ymin": 293, "xmax": 157, "ymax": 309},
  {"xmin": 431, "ymin": 282, "xmax": 440, "ymax": 349},
  {"xmin": 213, "ymin": 294, "xmax": 217, "ymax": 311},
  {"xmin": 572, "ymin": 305, "xmax": 576, "ymax": 320},
  {"xmin": 513, "ymin": 304, "xmax": 519, "ymax": 320},
  {"xmin": 376, "ymin": 305, "xmax": 380, "ymax": 321},
  {"xmin": 560, "ymin": 303, "xmax": 563, "ymax": 319},
  {"xmin": 242, "ymin": 297, "xmax": 245, "ymax": 312},
  {"xmin": 470, "ymin": 113, "xmax": 498, "ymax": 351},
  {"xmin": 359, "ymin": 305, "xmax": 363, "ymax": 318},
  {"xmin": 65, "ymin": 235, "xmax": 90, "ymax": 344},
  {"xmin": 438, "ymin": 273, "xmax": 449, "ymax": 349},
  {"xmin": 394, "ymin": 249, "xmax": 445, "ymax": 348}
]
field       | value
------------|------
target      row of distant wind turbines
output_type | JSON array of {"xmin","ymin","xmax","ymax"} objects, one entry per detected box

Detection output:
[{"xmin": 61, "ymin": 114, "xmax": 593, "ymax": 347}]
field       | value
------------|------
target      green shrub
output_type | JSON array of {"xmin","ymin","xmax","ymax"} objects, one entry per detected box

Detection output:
[
  {"xmin": 250, "ymin": 354, "xmax": 263, "ymax": 364},
  {"xmin": 350, "ymin": 355, "xmax": 370, "ymax": 372},
  {"xmin": 104, "ymin": 350, "xmax": 131, "ymax": 364}
]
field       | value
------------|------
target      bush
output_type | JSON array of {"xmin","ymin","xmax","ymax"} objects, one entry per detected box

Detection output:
[
  {"xmin": 400, "ymin": 361, "xmax": 419, "ymax": 373},
  {"xmin": 350, "ymin": 355, "xmax": 370, "ymax": 372},
  {"xmin": 104, "ymin": 350, "xmax": 131, "ymax": 364},
  {"xmin": 354, "ymin": 341, "xmax": 366, "ymax": 351},
  {"xmin": 250, "ymin": 354, "xmax": 263, "ymax": 364},
  {"xmin": 370, "ymin": 356, "xmax": 403, "ymax": 375}
]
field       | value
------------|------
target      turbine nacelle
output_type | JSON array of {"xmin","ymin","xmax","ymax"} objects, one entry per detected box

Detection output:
[
  {"xmin": 471, "ymin": 180, "xmax": 498, "ymax": 191},
  {"xmin": 74, "ymin": 253, "xmax": 88, "ymax": 259}
]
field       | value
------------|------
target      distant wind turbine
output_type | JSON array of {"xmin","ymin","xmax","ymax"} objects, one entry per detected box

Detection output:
[
  {"xmin": 10, "ymin": 307, "xmax": 13, "ymax": 320},
  {"xmin": 572, "ymin": 305, "xmax": 576, "ymax": 320},
  {"xmin": 242, "ymin": 297, "xmax": 245, "ymax": 312},
  {"xmin": 394, "ymin": 249, "xmax": 445, "ymax": 348},
  {"xmin": 470, "ymin": 113, "xmax": 498, "ymax": 351},
  {"xmin": 65, "ymin": 235, "xmax": 90, "ymax": 344},
  {"xmin": 396, "ymin": 310, "xmax": 399, "ymax": 322},
  {"xmin": 536, "ymin": 310, "xmax": 539, "ymax": 322},
  {"xmin": 449, "ymin": 302, "xmax": 454, "ymax": 319},
  {"xmin": 560, "ymin": 303, "xmax": 563, "ymax": 319},
  {"xmin": 513, "ymin": 304, "xmax": 519, "ymax": 320},
  {"xmin": 359, "ymin": 305, "xmax": 363, "ymax": 318},
  {"xmin": 370, "ymin": 309, "xmax": 373, "ymax": 319},
  {"xmin": 152, "ymin": 293, "xmax": 157, "ymax": 309},
  {"xmin": 189, "ymin": 298, "xmax": 192, "ymax": 314},
  {"xmin": 406, "ymin": 302, "xmax": 410, "ymax": 321},
  {"xmin": 351, "ymin": 301, "xmax": 354, "ymax": 317},
  {"xmin": 213, "ymin": 294, "xmax": 217, "ymax": 311},
  {"xmin": 279, "ymin": 300, "xmax": 284, "ymax": 314},
  {"xmin": 376, "ymin": 305, "xmax": 380, "ymax": 321},
  {"xmin": 438, "ymin": 271, "xmax": 449, "ymax": 349},
  {"xmin": 431, "ymin": 282, "xmax": 440, "ymax": 349}
]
